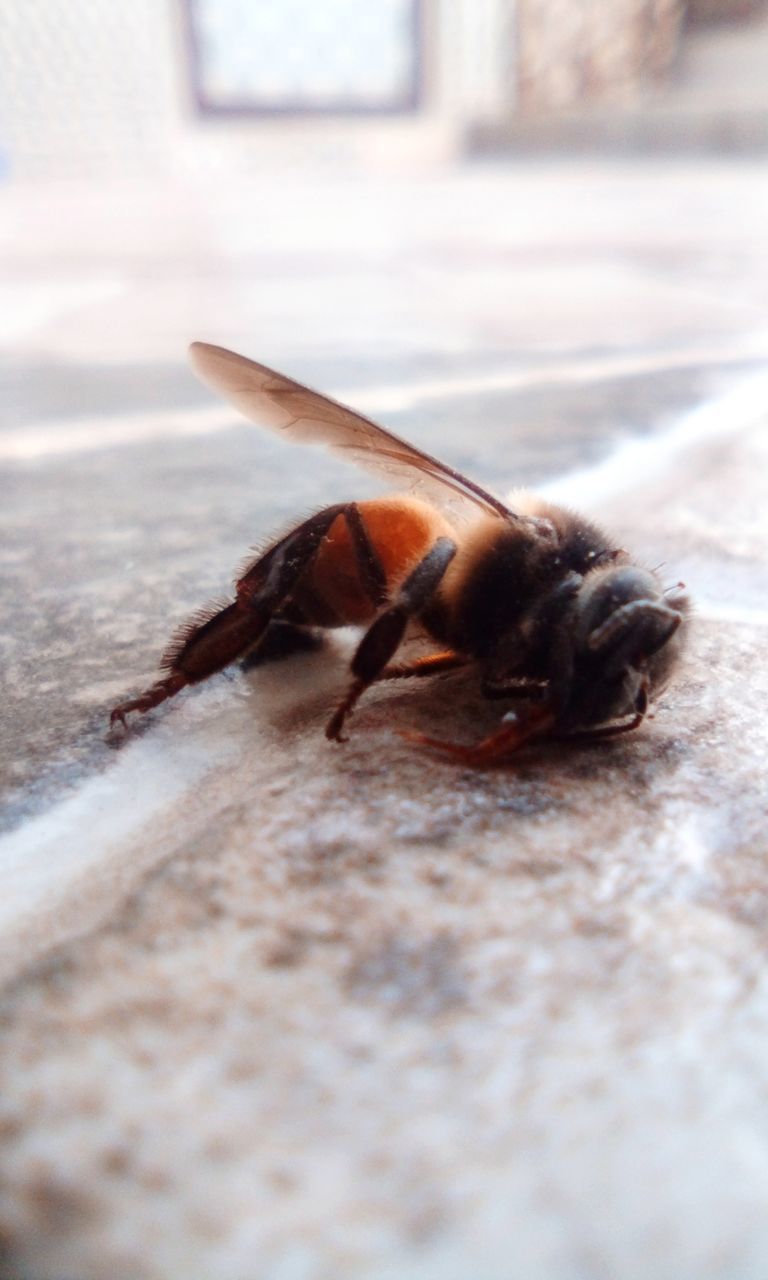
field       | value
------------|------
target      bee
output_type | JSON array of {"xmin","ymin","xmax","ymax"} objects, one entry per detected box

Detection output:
[{"xmin": 110, "ymin": 343, "xmax": 689, "ymax": 765}]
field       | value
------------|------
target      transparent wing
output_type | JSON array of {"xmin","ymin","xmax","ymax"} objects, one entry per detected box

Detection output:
[{"xmin": 189, "ymin": 342, "xmax": 516, "ymax": 523}]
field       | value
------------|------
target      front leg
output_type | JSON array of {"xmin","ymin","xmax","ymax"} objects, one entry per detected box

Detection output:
[
  {"xmin": 401, "ymin": 573, "xmax": 582, "ymax": 762},
  {"xmin": 402, "ymin": 704, "xmax": 557, "ymax": 765},
  {"xmin": 326, "ymin": 537, "xmax": 457, "ymax": 742}
]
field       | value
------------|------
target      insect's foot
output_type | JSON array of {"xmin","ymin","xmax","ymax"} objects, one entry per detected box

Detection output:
[
  {"xmin": 108, "ymin": 674, "xmax": 187, "ymax": 732},
  {"xmin": 109, "ymin": 699, "xmax": 147, "ymax": 731},
  {"xmin": 325, "ymin": 710, "xmax": 350, "ymax": 744},
  {"xmin": 325, "ymin": 678, "xmax": 366, "ymax": 743},
  {"xmin": 109, "ymin": 704, "xmax": 133, "ymax": 729}
]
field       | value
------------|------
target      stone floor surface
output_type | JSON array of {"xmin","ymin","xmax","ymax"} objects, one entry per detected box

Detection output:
[{"xmin": 1, "ymin": 159, "xmax": 768, "ymax": 1280}]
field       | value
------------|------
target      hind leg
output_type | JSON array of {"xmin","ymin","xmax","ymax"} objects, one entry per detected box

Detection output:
[
  {"xmin": 110, "ymin": 499, "xmax": 398, "ymax": 730},
  {"xmin": 110, "ymin": 504, "xmax": 348, "ymax": 729}
]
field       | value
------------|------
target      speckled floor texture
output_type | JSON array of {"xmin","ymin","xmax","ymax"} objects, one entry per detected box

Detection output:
[{"xmin": 2, "ymin": 160, "xmax": 768, "ymax": 1280}]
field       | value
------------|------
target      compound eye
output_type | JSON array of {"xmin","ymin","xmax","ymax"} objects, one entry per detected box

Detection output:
[{"xmin": 588, "ymin": 600, "xmax": 681, "ymax": 657}]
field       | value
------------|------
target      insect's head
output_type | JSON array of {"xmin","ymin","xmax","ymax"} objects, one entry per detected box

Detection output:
[{"xmin": 563, "ymin": 563, "xmax": 689, "ymax": 730}]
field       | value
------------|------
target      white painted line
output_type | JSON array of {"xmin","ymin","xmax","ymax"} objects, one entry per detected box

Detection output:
[
  {"xmin": 0, "ymin": 406, "xmax": 238, "ymax": 461},
  {"xmin": 345, "ymin": 333, "xmax": 768, "ymax": 414},
  {"xmin": 539, "ymin": 367, "xmax": 768, "ymax": 510},
  {"xmin": 0, "ymin": 686, "xmax": 243, "ymax": 985},
  {"xmin": 3, "ymin": 333, "xmax": 768, "ymax": 462},
  {"xmin": 0, "ymin": 275, "xmax": 126, "ymax": 343}
]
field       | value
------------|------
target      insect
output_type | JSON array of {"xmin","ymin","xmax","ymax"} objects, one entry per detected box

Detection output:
[{"xmin": 110, "ymin": 342, "xmax": 689, "ymax": 764}]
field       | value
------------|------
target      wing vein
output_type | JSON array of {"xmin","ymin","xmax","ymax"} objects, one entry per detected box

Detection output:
[{"xmin": 189, "ymin": 342, "xmax": 516, "ymax": 524}]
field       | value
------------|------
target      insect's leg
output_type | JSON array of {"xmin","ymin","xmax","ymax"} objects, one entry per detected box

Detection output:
[
  {"xmin": 379, "ymin": 651, "xmax": 469, "ymax": 681},
  {"xmin": 400, "ymin": 577, "xmax": 584, "ymax": 762},
  {"xmin": 325, "ymin": 536, "xmax": 458, "ymax": 742},
  {"xmin": 417, "ymin": 681, "xmax": 646, "ymax": 763},
  {"xmin": 553, "ymin": 679, "xmax": 649, "ymax": 743},
  {"xmin": 402, "ymin": 705, "xmax": 556, "ymax": 765},
  {"xmin": 109, "ymin": 671, "xmax": 189, "ymax": 728},
  {"xmin": 234, "ymin": 504, "xmax": 348, "ymax": 606},
  {"xmin": 554, "ymin": 711, "xmax": 644, "ymax": 744},
  {"xmin": 111, "ymin": 504, "xmax": 347, "ymax": 728}
]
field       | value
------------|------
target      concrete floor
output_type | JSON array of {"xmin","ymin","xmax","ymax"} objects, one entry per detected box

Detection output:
[{"xmin": 2, "ymin": 159, "xmax": 768, "ymax": 1279}]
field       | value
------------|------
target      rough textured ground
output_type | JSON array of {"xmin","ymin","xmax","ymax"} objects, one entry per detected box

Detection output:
[{"xmin": 2, "ymin": 161, "xmax": 768, "ymax": 1280}]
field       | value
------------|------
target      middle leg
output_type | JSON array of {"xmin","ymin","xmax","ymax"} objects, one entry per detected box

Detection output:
[
  {"xmin": 379, "ymin": 651, "xmax": 469, "ymax": 680},
  {"xmin": 325, "ymin": 536, "xmax": 457, "ymax": 742}
]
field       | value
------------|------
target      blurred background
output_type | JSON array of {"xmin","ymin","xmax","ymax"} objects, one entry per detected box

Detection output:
[
  {"xmin": 3, "ymin": 0, "xmax": 768, "ymax": 178},
  {"xmin": 2, "ymin": 0, "xmax": 768, "ymax": 820}
]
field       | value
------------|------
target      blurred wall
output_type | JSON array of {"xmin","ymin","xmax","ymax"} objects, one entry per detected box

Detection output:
[
  {"xmin": 0, "ymin": 0, "xmax": 180, "ymax": 178},
  {"xmin": 516, "ymin": 0, "xmax": 684, "ymax": 111},
  {"xmin": 0, "ymin": 0, "xmax": 700, "ymax": 181},
  {"xmin": 0, "ymin": 0, "xmax": 515, "ymax": 179}
]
